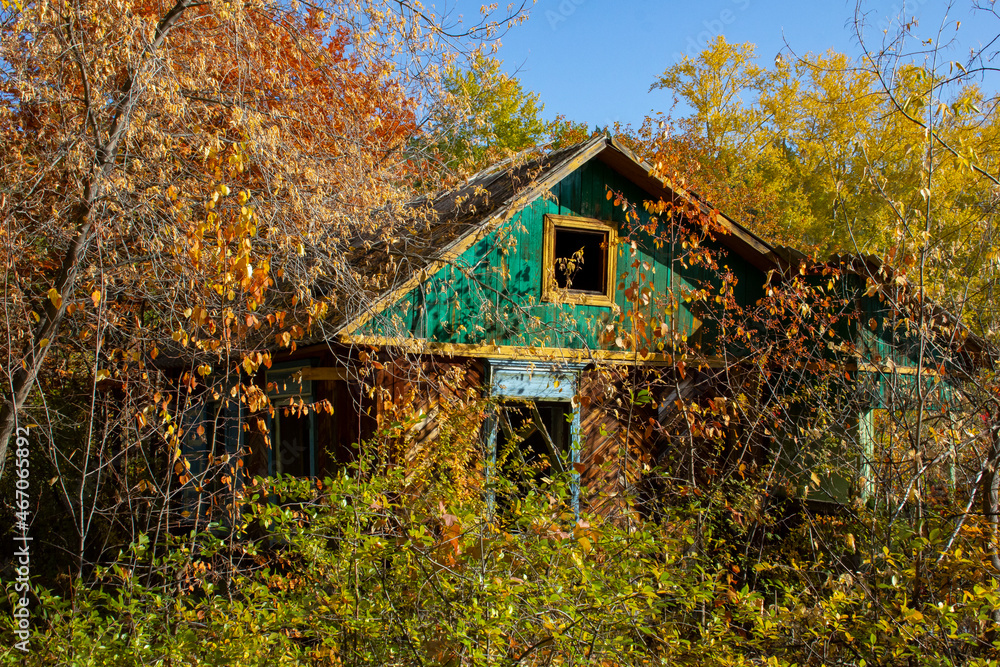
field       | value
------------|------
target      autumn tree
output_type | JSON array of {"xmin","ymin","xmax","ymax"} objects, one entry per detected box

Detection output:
[
  {"xmin": 628, "ymin": 7, "xmax": 1000, "ymax": 664},
  {"xmin": 645, "ymin": 34, "xmax": 1000, "ymax": 276},
  {"xmin": 422, "ymin": 53, "xmax": 554, "ymax": 175},
  {"xmin": 0, "ymin": 0, "xmax": 524, "ymax": 568}
]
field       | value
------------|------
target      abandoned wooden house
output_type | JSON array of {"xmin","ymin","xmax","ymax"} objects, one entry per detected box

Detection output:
[{"xmin": 182, "ymin": 134, "xmax": 985, "ymax": 514}]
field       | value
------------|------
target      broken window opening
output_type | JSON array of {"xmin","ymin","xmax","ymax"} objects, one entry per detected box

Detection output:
[
  {"xmin": 554, "ymin": 228, "xmax": 608, "ymax": 294},
  {"xmin": 494, "ymin": 400, "xmax": 573, "ymax": 507},
  {"xmin": 542, "ymin": 214, "xmax": 617, "ymax": 307},
  {"xmin": 273, "ymin": 403, "xmax": 313, "ymax": 477}
]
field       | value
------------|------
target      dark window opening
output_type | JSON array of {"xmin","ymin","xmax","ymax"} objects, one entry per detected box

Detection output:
[
  {"xmin": 553, "ymin": 228, "xmax": 608, "ymax": 293},
  {"xmin": 495, "ymin": 400, "xmax": 571, "ymax": 503},
  {"xmin": 275, "ymin": 407, "xmax": 311, "ymax": 477}
]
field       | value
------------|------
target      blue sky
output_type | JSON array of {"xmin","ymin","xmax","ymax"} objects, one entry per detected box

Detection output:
[{"xmin": 443, "ymin": 0, "xmax": 998, "ymax": 130}]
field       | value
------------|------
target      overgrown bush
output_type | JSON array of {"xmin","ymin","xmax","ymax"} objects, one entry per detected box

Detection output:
[
  {"xmin": 7, "ymin": 456, "xmax": 1000, "ymax": 665},
  {"xmin": 0, "ymin": 463, "xmax": 735, "ymax": 666}
]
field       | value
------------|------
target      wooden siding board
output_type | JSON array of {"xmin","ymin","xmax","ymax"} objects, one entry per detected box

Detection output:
[
  {"xmin": 581, "ymin": 163, "xmax": 595, "ymax": 218},
  {"xmin": 575, "ymin": 369, "xmax": 658, "ymax": 516},
  {"xmin": 372, "ymin": 357, "xmax": 486, "ymax": 471},
  {"xmin": 560, "ymin": 168, "xmax": 581, "ymax": 217}
]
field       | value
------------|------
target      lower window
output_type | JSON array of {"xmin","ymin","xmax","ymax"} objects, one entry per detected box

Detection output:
[
  {"xmin": 496, "ymin": 400, "xmax": 571, "ymax": 480},
  {"xmin": 273, "ymin": 404, "xmax": 313, "ymax": 477},
  {"xmin": 486, "ymin": 360, "xmax": 586, "ymax": 513}
]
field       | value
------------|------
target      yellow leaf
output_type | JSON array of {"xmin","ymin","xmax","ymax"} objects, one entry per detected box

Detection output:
[
  {"xmin": 91, "ymin": 291, "xmax": 101, "ymax": 307},
  {"xmin": 47, "ymin": 288, "xmax": 62, "ymax": 309}
]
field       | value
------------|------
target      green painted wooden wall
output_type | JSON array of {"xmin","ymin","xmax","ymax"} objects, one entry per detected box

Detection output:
[{"xmin": 359, "ymin": 159, "xmax": 769, "ymax": 354}]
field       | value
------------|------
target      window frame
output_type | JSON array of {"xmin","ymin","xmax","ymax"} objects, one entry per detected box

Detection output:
[
  {"xmin": 484, "ymin": 360, "xmax": 586, "ymax": 515},
  {"xmin": 542, "ymin": 214, "xmax": 618, "ymax": 308}
]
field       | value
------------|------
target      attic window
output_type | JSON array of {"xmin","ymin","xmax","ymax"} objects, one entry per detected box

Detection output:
[{"xmin": 543, "ymin": 214, "xmax": 617, "ymax": 307}]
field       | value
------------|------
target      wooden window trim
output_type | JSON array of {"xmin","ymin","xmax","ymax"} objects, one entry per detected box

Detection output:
[{"xmin": 542, "ymin": 214, "xmax": 618, "ymax": 307}]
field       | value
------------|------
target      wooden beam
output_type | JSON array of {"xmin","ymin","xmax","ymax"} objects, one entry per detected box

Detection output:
[
  {"xmin": 296, "ymin": 367, "xmax": 348, "ymax": 382},
  {"xmin": 337, "ymin": 333, "xmax": 730, "ymax": 368}
]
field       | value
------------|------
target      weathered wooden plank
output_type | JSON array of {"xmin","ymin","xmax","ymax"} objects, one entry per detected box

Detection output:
[{"xmin": 573, "ymin": 369, "xmax": 660, "ymax": 516}]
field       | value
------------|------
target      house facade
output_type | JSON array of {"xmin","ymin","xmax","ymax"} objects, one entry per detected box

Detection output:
[{"xmin": 182, "ymin": 135, "xmax": 980, "ymax": 515}]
